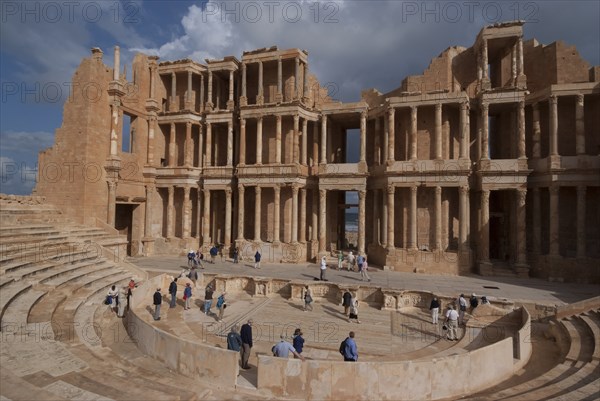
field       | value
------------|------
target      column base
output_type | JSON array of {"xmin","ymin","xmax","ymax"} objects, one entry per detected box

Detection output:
[
  {"xmin": 548, "ymin": 155, "xmax": 561, "ymax": 169},
  {"xmin": 239, "ymin": 96, "xmax": 247, "ymax": 107},
  {"xmin": 477, "ymin": 260, "xmax": 493, "ymax": 276},
  {"xmin": 275, "ymin": 93, "xmax": 283, "ymax": 103},
  {"xmin": 184, "ymin": 101, "xmax": 193, "ymax": 111},
  {"xmin": 205, "ymin": 102, "xmax": 214, "ymax": 112},
  {"xmin": 142, "ymin": 238, "xmax": 155, "ymax": 256},
  {"xmin": 257, "ymin": 95, "xmax": 264, "ymax": 105},
  {"xmin": 226, "ymin": 100, "xmax": 235, "ymax": 110},
  {"xmin": 513, "ymin": 262, "xmax": 530, "ymax": 278}
]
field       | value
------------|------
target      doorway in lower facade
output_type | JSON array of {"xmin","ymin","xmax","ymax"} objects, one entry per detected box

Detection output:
[{"xmin": 115, "ymin": 203, "xmax": 140, "ymax": 256}]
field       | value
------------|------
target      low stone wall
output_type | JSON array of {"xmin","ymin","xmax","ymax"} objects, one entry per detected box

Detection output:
[
  {"xmin": 367, "ymin": 244, "xmax": 473, "ymax": 275},
  {"xmin": 555, "ymin": 296, "xmax": 600, "ymax": 319},
  {"xmin": 126, "ymin": 274, "xmax": 239, "ymax": 388}
]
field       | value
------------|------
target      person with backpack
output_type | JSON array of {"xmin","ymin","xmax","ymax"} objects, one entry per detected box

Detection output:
[
  {"xmin": 337, "ymin": 251, "xmax": 343, "ymax": 270},
  {"xmin": 210, "ymin": 245, "xmax": 218, "ymax": 264},
  {"xmin": 360, "ymin": 255, "xmax": 371, "ymax": 282},
  {"xmin": 204, "ymin": 284, "xmax": 214, "ymax": 315},
  {"xmin": 430, "ymin": 296, "xmax": 440, "ymax": 324},
  {"xmin": 470, "ymin": 293, "xmax": 479, "ymax": 312},
  {"xmin": 303, "ymin": 285, "xmax": 313, "ymax": 312},
  {"xmin": 340, "ymin": 331, "xmax": 358, "ymax": 361},
  {"xmin": 254, "ymin": 251, "xmax": 261, "ymax": 269},
  {"xmin": 168, "ymin": 277, "xmax": 178, "ymax": 308},
  {"xmin": 272, "ymin": 335, "xmax": 305, "ymax": 360},
  {"xmin": 187, "ymin": 249, "xmax": 195, "ymax": 267},
  {"xmin": 356, "ymin": 253, "xmax": 364, "ymax": 272},
  {"xmin": 457, "ymin": 294, "xmax": 467, "ymax": 325},
  {"xmin": 183, "ymin": 283, "xmax": 192, "ymax": 310},
  {"xmin": 216, "ymin": 292, "xmax": 227, "ymax": 321}
]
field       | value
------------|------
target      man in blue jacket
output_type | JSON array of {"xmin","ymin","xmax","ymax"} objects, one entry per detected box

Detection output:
[
  {"xmin": 342, "ymin": 331, "xmax": 358, "ymax": 361},
  {"xmin": 254, "ymin": 251, "xmax": 261, "ymax": 269}
]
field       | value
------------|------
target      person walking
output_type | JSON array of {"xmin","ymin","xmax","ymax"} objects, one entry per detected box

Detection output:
[
  {"xmin": 240, "ymin": 320, "xmax": 253, "ymax": 369},
  {"xmin": 320, "ymin": 256, "xmax": 327, "ymax": 281},
  {"xmin": 337, "ymin": 251, "xmax": 343, "ymax": 270},
  {"xmin": 227, "ymin": 325, "xmax": 243, "ymax": 363},
  {"xmin": 348, "ymin": 297, "xmax": 361, "ymax": 324},
  {"xmin": 254, "ymin": 251, "xmax": 261, "ymax": 269},
  {"xmin": 342, "ymin": 290, "xmax": 352, "ymax": 316},
  {"xmin": 458, "ymin": 294, "xmax": 467, "ymax": 325},
  {"xmin": 341, "ymin": 331, "xmax": 358, "ymax": 361},
  {"xmin": 444, "ymin": 305, "xmax": 459, "ymax": 341},
  {"xmin": 272, "ymin": 335, "xmax": 305, "ymax": 360},
  {"xmin": 204, "ymin": 284, "xmax": 214, "ymax": 315},
  {"xmin": 216, "ymin": 292, "xmax": 227, "ymax": 321},
  {"xmin": 168, "ymin": 277, "xmax": 178, "ymax": 308},
  {"xmin": 188, "ymin": 267, "xmax": 199, "ymax": 288},
  {"xmin": 356, "ymin": 253, "xmax": 364, "ymax": 273},
  {"xmin": 107, "ymin": 285, "xmax": 119, "ymax": 313},
  {"xmin": 117, "ymin": 287, "xmax": 126, "ymax": 318},
  {"xmin": 347, "ymin": 251, "xmax": 355, "ymax": 272},
  {"xmin": 153, "ymin": 288, "xmax": 162, "ymax": 321},
  {"xmin": 360, "ymin": 256, "xmax": 371, "ymax": 282},
  {"xmin": 470, "ymin": 293, "xmax": 479, "ymax": 312},
  {"xmin": 187, "ymin": 249, "xmax": 195, "ymax": 267},
  {"xmin": 430, "ymin": 296, "xmax": 440, "ymax": 324},
  {"xmin": 233, "ymin": 247, "xmax": 239, "ymax": 263},
  {"xmin": 303, "ymin": 285, "xmax": 313, "ymax": 311},
  {"xmin": 183, "ymin": 283, "xmax": 192, "ymax": 310},
  {"xmin": 293, "ymin": 328, "xmax": 305, "ymax": 358}
]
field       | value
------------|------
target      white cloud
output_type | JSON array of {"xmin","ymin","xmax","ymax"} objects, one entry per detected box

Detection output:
[{"xmin": 0, "ymin": 156, "xmax": 37, "ymax": 195}]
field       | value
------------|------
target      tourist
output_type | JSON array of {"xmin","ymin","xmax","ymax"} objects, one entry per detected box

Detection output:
[
  {"xmin": 481, "ymin": 295, "xmax": 489, "ymax": 305},
  {"xmin": 195, "ymin": 250, "xmax": 205, "ymax": 269},
  {"xmin": 187, "ymin": 249, "xmax": 196, "ymax": 267},
  {"xmin": 168, "ymin": 277, "xmax": 178, "ymax": 308},
  {"xmin": 357, "ymin": 253, "xmax": 364, "ymax": 272},
  {"xmin": 188, "ymin": 267, "xmax": 199, "ymax": 288},
  {"xmin": 183, "ymin": 283, "xmax": 192, "ymax": 310},
  {"xmin": 128, "ymin": 278, "xmax": 136, "ymax": 291},
  {"xmin": 240, "ymin": 320, "xmax": 253, "ymax": 369},
  {"xmin": 341, "ymin": 331, "xmax": 358, "ymax": 361},
  {"xmin": 293, "ymin": 328, "xmax": 305, "ymax": 358},
  {"xmin": 204, "ymin": 284, "xmax": 214, "ymax": 314},
  {"xmin": 219, "ymin": 245, "xmax": 224, "ymax": 262},
  {"xmin": 320, "ymin": 256, "xmax": 327, "ymax": 281},
  {"xmin": 210, "ymin": 245, "xmax": 218, "ymax": 263},
  {"xmin": 458, "ymin": 294, "xmax": 467, "ymax": 325},
  {"xmin": 360, "ymin": 255, "xmax": 371, "ymax": 282},
  {"xmin": 227, "ymin": 325, "xmax": 243, "ymax": 357},
  {"xmin": 444, "ymin": 305, "xmax": 459, "ymax": 341},
  {"xmin": 107, "ymin": 285, "xmax": 118, "ymax": 312},
  {"xmin": 233, "ymin": 247, "xmax": 239, "ymax": 263},
  {"xmin": 273, "ymin": 335, "xmax": 305, "ymax": 360},
  {"xmin": 153, "ymin": 288, "xmax": 162, "ymax": 321},
  {"xmin": 216, "ymin": 292, "xmax": 227, "ymax": 321},
  {"xmin": 337, "ymin": 250, "xmax": 343, "ymax": 270},
  {"xmin": 303, "ymin": 285, "xmax": 313, "ymax": 311},
  {"xmin": 347, "ymin": 251, "xmax": 355, "ymax": 272},
  {"xmin": 126, "ymin": 286, "xmax": 133, "ymax": 310},
  {"xmin": 117, "ymin": 287, "xmax": 126, "ymax": 318},
  {"xmin": 430, "ymin": 296, "xmax": 440, "ymax": 324},
  {"xmin": 342, "ymin": 290, "xmax": 352, "ymax": 316},
  {"xmin": 470, "ymin": 293, "xmax": 479, "ymax": 312},
  {"xmin": 348, "ymin": 297, "xmax": 361, "ymax": 324},
  {"xmin": 254, "ymin": 251, "xmax": 261, "ymax": 269}
]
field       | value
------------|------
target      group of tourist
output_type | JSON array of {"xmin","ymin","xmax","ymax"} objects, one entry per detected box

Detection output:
[
  {"xmin": 186, "ymin": 246, "xmax": 261, "ymax": 268},
  {"xmin": 106, "ymin": 279, "xmax": 137, "ymax": 318},
  {"xmin": 429, "ymin": 293, "xmax": 490, "ymax": 341},
  {"xmin": 152, "ymin": 278, "xmax": 227, "ymax": 321},
  {"xmin": 318, "ymin": 251, "xmax": 371, "ymax": 282}
]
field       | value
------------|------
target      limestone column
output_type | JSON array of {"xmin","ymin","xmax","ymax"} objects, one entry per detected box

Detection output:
[
  {"xmin": 202, "ymin": 189, "xmax": 210, "ymax": 244},
  {"xmin": 409, "ymin": 186, "xmax": 418, "ymax": 250},
  {"xmin": 388, "ymin": 108, "xmax": 396, "ymax": 163},
  {"xmin": 577, "ymin": 185, "xmax": 586, "ymax": 258},
  {"xmin": 276, "ymin": 115, "xmax": 282, "ymax": 163},
  {"xmin": 293, "ymin": 115, "xmax": 300, "ymax": 163},
  {"xmin": 409, "ymin": 106, "xmax": 418, "ymax": 160},
  {"xmin": 549, "ymin": 186, "xmax": 560, "ymax": 255},
  {"xmin": 482, "ymin": 39, "xmax": 489, "ymax": 82},
  {"xmin": 312, "ymin": 190, "xmax": 318, "ymax": 241},
  {"xmin": 517, "ymin": 101, "xmax": 526, "ymax": 159},
  {"xmin": 294, "ymin": 56, "xmax": 300, "ymax": 100},
  {"xmin": 227, "ymin": 70, "xmax": 234, "ymax": 110},
  {"xmin": 167, "ymin": 186, "xmax": 174, "ymax": 238},
  {"xmin": 434, "ymin": 186, "xmax": 442, "ymax": 250},
  {"xmin": 382, "ymin": 188, "xmax": 388, "ymax": 247},
  {"xmin": 277, "ymin": 57, "xmax": 283, "ymax": 102},
  {"xmin": 254, "ymin": 186, "xmax": 261, "ymax": 241},
  {"xmin": 147, "ymin": 117, "xmax": 155, "ymax": 165},
  {"xmin": 383, "ymin": 114, "xmax": 389, "ymax": 163},
  {"xmin": 360, "ymin": 111, "xmax": 367, "ymax": 163},
  {"xmin": 237, "ymin": 185, "xmax": 245, "ymax": 240},
  {"xmin": 169, "ymin": 123, "xmax": 176, "ymax": 166},
  {"xmin": 517, "ymin": 37, "xmax": 524, "ymax": 81},
  {"xmin": 313, "ymin": 122, "xmax": 319, "ymax": 166},
  {"xmin": 515, "ymin": 189, "xmax": 527, "ymax": 265},
  {"xmin": 107, "ymin": 181, "xmax": 116, "ymax": 226},
  {"xmin": 226, "ymin": 120, "xmax": 233, "ymax": 166},
  {"xmin": 374, "ymin": 118, "xmax": 381, "ymax": 164},
  {"xmin": 144, "ymin": 185, "xmax": 153, "ymax": 237},
  {"xmin": 300, "ymin": 188, "xmax": 307, "ymax": 243},
  {"xmin": 459, "ymin": 102, "xmax": 469, "ymax": 159},
  {"xmin": 257, "ymin": 61, "xmax": 264, "ymax": 105},
  {"xmin": 224, "ymin": 188, "xmax": 232, "ymax": 248},
  {"xmin": 197, "ymin": 123, "xmax": 204, "ymax": 168},
  {"xmin": 301, "ymin": 119, "xmax": 308, "ymax": 165},
  {"xmin": 387, "ymin": 185, "xmax": 395, "ymax": 251},
  {"xmin": 240, "ymin": 63, "xmax": 247, "ymax": 105},
  {"xmin": 256, "ymin": 116, "xmax": 263, "ymax": 164},
  {"xmin": 183, "ymin": 186, "xmax": 191, "ymax": 238},
  {"xmin": 532, "ymin": 187, "xmax": 541, "ymax": 254},
  {"xmin": 149, "ymin": 61, "xmax": 156, "ymax": 98},
  {"xmin": 292, "ymin": 185, "xmax": 299, "ymax": 243},
  {"xmin": 207, "ymin": 70, "xmax": 213, "ymax": 110},
  {"xmin": 303, "ymin": 63, "xmax": 309, "ymax": 100},
  {"xmin": 511, "ymin": 42, "xmax": 517, "ymax": 84},
  {"xmin": 113, "ymin": 46, "xmax": 120, "ymax": 80},
  {"xmin": 170, "ymin": 72, "xmax": 177, "ymax": 111},
  {"xmin": 532, "ymin": 103, "xmax": 541, "ymax": 158},
  {"xmin": 184, "ymin": 121, "xmax": 192, "ymax": 167},
  {"xmin": 435, "ymin": 103, "xmax": 443, "ymax": 160},
  {"xmin": 576, "ymin": 94, "xmax": 585, "ymax": 155},
  {"xmin": 200, "ymin": 74, "xmax": 205, "ymax": 111},
  {"xmin": 205, "ymin": 122, "xmax": 212, "ymax": 167},
  {"xmin": 320, "ymin": 115, "xmax": 327, "ymax": 164},
  {"xmin": 372, "ymin": 190, "xmax": 379, "ymax": 245},
  {"xmin": 480, "ymin": 189, "xmax": 490, "ymax": 262},
  {"xmin": 549, "ymin": 95, "xmax": 558, "ymax": 156},
  {"xmin": 459, "ymin": 186, "xmax": 468, "ymax": 250},
  {"xmin": 319, "ymin": 189, "xmax": 327, "ymax": 252},
  {"xmin": 186, "ymin": 71, "xmax": 193, "ymax": 110},
  {"xmin": 358, "ymin": 190, "xmax": 366, "ymax": 254},
  {"xmin": 481, "ymin": 102, "xmax": 489, "ymax": 159},
  {"xmin": 239, "ymin": 118, "xmax": 246, "ymax": 165},
  {"xmin": 273, "ymin": 185, "xmax": 281, "ymax": 243},
  {"xmin": 196, "ymin": 189, "xmax": 201, "ymax": 238}
]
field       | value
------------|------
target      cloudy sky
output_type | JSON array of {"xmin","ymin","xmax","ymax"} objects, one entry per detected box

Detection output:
[{"xmin": 1, "ymin": 0, "xmax": 598, "ymax": 194}]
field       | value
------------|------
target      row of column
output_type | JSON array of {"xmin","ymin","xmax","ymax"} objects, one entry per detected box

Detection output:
[
  {"xmin": 531, "ymin": 186, "xmax": 587, "ymax": 258},
  {"xmin": 479, "ymin": 101, "xmax": 526, "ymax": 160},
  {"xmin": 241, "ymin": 56, "xmax": 309, "ymax": 105},
  {"xmin": 372, "ymin": 186, "xmax": 469, "ymax": 252},
  {"xmin": 165, "ymin": 69, "xmax": 235, "ymax": 113},
  {"xmin": 532, "ymin": 94, "xmax": 587, "ymax": 158}
]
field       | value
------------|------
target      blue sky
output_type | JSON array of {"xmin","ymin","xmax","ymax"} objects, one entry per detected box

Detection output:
[{"xmin": 1, "ymin": 0, "xmax": 599, "ymax": 195}]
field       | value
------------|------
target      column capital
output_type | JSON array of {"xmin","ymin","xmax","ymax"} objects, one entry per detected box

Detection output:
[
  {"xmin": 238, "ymin": 184, "xmax": 245, "ymax": 192},
  {"xmin": 186, "ymin": 121, "xmax": 192, "ymax": 128},
  {"xmin": 387, "ymin": 106, "xmax": 395, "ymax": 116},
  {"xmin": 240, "ymin": 117, "xmax": 246, "ymax": 126},
  {"xmin": 360, "ymin": 110, "xmax": 368, "ymax": 120},
  {"xmin": 358, "ymin": 189, "xmax": 366, "ymax": 200},
  {"xmin": 435, "ymin": 186, "xmax": 442, "ymax": 195},
  {"xmin": 577, "ymin": 185, "xmax": 586, "ymax": 194},
  {"xmin": 293, "ymin": 114, "xmax": 299, "ymax": 123},
  {"xmin": 224, "ymin": 187, "xmax": 232, "ymax": 195},
  {"xmin": 319, "ymin": 188, "xmax": 327, "ymax": 199},
  {"xmin": 386, "ymin": 184, "xmax": 395, "ymax": 195},
  {"xmin": 532, "ymin": 102, "xmax": 539, "ymax": 112},
  {"xmin": 549, "ymin": 94, "xmax": 558, "ymax": 105},
  {"xmin": 274, "ymin": 184, "xmax": 281, "ymax": 193},
  {"xmin": 549, "ymin": 186, "xmax": 559, "ymax": 195},
  {"xmin": 576, "ymin": 94, "xmax": 584, "ymax": 104},
  {"xmin": 480, "ymin": 100, "xmax": 489, "ymax": 110},
  {"xmin": 516, "ymin": 188, "xmax": 527, "ymax": 207},
  {"xmin": 481, "ymin": 189, "xmax": 490, "ymax": 204},
  {"xmin": 410, "ymin": 185, "xmax": 418, "ymax": 194},
  {"xmin": 292, "ymin": 184, "xmax": 299, "ymax": 194},
  {"xmin": 276, "ymin": 114, "xmax": 282, "ymax": 122},
  {"xmin": 435, "ymin": 103, "xmax": 442, "ymax": 111},
  {"xmin": 459, "ymin": 185, "xmax": 468, "ymax": 195},
  {"xmin": 255, "ymin": 185, "xmax": 262, "ymax": 194},
  {"xmin": 460, "ymin": 101, "xmax": 469, "ymax": 111},
  {"xmin": 167, "ymin": 186, "xmax": 174, "ymax": 194}
]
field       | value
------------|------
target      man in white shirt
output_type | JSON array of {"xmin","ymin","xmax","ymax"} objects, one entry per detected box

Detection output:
[
  {"xmin": 272, "ymin": 335, "xmax": 305, "ymax": 360},
  {"xmin": 457, "ymin": 294, "xmax": 468, "ymax": 325},
  {"xmin": 445, "ymin": 305, "xmax": 459, "ymax": 341},
  {"xmin": 320, "ymin": 256, "xmax": 327, "ymax": 281}
]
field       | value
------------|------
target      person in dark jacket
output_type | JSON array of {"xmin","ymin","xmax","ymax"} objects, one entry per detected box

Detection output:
[
  {"xmin": 430, "ymin": 296, "xmax": 441, "ymax": 324},
  {"xmin": 153, "ymin": 288, "xmax": 162, "ymax": 321},
  {"xmin": 254, "ymin": 251, "xmax": 261, "ymax": 269},
  {"xmin": 240, "ymin": 319, "xmax": 253, "ymax": 369},
  {"xmin": 168, "ymin": 278, "xmax": 178, "ymax": 308},
  {"xmin": 293, "ymin": 328, "xmax": 305, "ymax": 357},
  {"xmin": 342, "ymin": 290, "xmax": 353, "ymax": 316},
  {"xmin": 227, "ymin": 325, "xmax": 243, "ymax": 353}
]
